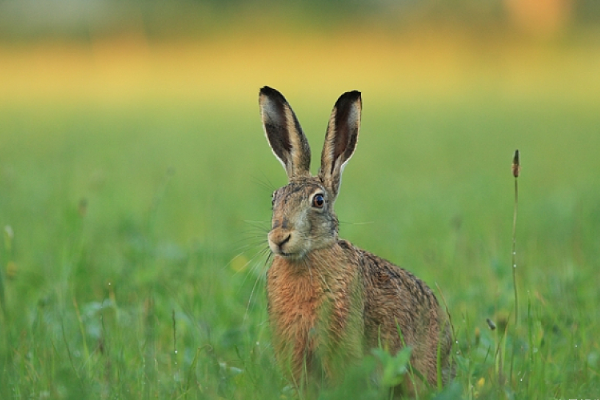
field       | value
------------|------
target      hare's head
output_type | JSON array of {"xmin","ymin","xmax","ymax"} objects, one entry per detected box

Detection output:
[{"xmin": 259, "ymin": 87, "xmax": 361, "ymax": 260}]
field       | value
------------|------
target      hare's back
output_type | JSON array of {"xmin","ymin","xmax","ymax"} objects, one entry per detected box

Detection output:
[{"xmin": 356, "ymin": 248, "xmax": 441, "ymax": 349}]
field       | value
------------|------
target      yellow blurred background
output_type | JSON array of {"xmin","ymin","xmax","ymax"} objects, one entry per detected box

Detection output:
[{"xmin": 1, "ymin": 0, "xmax": 598, "ymax": 106}]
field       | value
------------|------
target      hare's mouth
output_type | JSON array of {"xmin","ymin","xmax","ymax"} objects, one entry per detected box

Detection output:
[
  {"xmin": 276, "ymin": 250, "xmax": 308, "ymax": 261},
  {"xmin": 268, "ymin": 241, "xmax": 306, "ymax": 260},
  {"xmin": 270, "ymin": 246, "xmax": 304, "ymax": 259}
]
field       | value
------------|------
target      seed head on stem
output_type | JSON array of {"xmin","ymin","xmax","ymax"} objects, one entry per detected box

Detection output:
[{"xmin": 512, "ymin": 150, "xmax": 521, "ymax": 178}]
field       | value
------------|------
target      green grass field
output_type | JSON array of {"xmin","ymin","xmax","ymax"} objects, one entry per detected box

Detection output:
[{"xmin": 1, "ymin": 34, "xmax": 600, "ymax": 399}]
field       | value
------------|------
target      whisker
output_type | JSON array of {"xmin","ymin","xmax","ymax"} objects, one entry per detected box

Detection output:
[
  {"xmin": 243, "ymin": 220, "xmax": 271, "ymax": 231},
  {"xmin": 338, "ymin": 219, "xmax": 375, "ymax": 226},
  {"xmin": 243, "ymin": 248, "xmax": 272, "ymax": 323},
  {"xmin": 252, "ymin": 172, "xmax": 277, "ymax": 192},
  {"xmin": 233, "ymin": 238, "xmax": 268, "ymax": 250}
]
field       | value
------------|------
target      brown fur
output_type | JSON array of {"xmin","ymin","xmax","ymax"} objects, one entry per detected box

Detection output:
[{"xmin": 259, "ymin": 87, "xmax": 453, "ymax": 390}]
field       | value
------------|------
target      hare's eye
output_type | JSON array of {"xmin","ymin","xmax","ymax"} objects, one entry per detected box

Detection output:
[{"xmin": 312, "ymin": 194, "xmax": 325, "ymax": 208}]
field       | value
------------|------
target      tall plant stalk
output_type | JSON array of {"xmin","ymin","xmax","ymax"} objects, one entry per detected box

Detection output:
[{"xmin": 511, "ymin": 150, "xmax": 520, "ymax": 325}]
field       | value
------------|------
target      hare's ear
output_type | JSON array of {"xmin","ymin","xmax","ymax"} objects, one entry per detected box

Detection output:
[
  {"xmin": 260, "ymin": 86, "xmax": 311, "ymax": 180},
  {"xmin": 319, "ymin": 90, "xmax": 361, "ymax": 200}
]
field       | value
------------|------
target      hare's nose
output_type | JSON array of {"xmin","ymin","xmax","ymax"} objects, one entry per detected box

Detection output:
[
  {"xmin": 277, "ymin": 234, "xmax": 291, "ymax": 248},
  {"xmin": 268, "ymin": 230, "xmax": 292, "ymax": 255}
]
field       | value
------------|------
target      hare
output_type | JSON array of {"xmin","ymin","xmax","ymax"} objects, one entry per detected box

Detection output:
[{"xmin": 259, "ymin": 86, "xmax": 453, "ymax": 390}]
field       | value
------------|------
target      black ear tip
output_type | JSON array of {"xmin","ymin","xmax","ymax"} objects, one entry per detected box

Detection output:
[
  {"xmin": 341, "ymin": 90, "xmax": 361, "ymax": 101},
  {"xmin": 260, "ymin": 86, "xmax": 274, "ymax": 94},
  {"xmin": 260, "ymin": 86, "xmax": 282, "ymax": 97},
  {"xmin": 335, "ymin": 90, "xmax": 362, "ymax": 108},
  {"xmin": 260, "ymin": 86, "xmax": 289, "ymax": 105}
]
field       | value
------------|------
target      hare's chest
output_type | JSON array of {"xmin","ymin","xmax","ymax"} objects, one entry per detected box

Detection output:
[{"xmin": 266, "ymin": 263, "xmax": 325, "ymax": 336}]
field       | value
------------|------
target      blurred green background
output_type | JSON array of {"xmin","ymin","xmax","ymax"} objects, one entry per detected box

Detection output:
[{"xmin": 1, "ymin": 1, "xmax": 600, "ymax": 398}]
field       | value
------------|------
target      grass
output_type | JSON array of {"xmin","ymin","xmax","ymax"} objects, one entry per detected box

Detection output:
[{"xmin": 1, "ymin": 35, "xmax": 600, "ymax": 399}]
